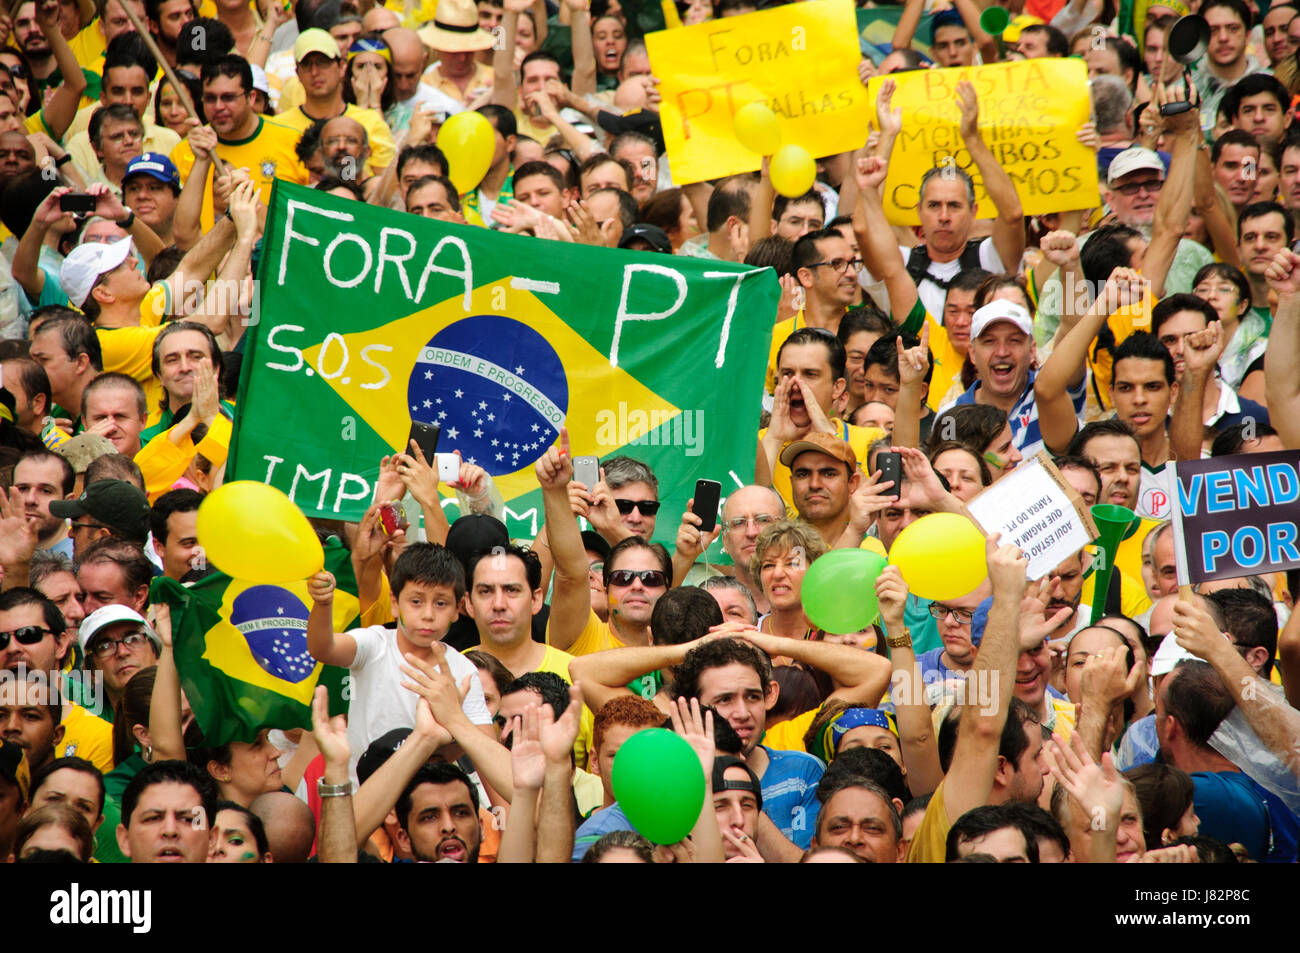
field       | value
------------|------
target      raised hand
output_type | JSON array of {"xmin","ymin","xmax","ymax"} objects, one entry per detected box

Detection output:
[
  {"xmin": 1171, "ymin": 598, "xmax": 1230, "ymax": 662},
  {"xmin": 956, "ymin": 79, "xmax": 981, "ymax": 141},
  {"xmin": 897, "ymin": 323, "xmax": 930, "ymax": 389},
  {"xmin": 153, "ymin": 602, "xmax": 174, "ymax": 650},
  {"xmin": 875, "ymin": 78, "xmax": 901, "ymax": 138},
  {"xmin": 311, "ymin": 684, "xmax": 350, "ymax": 770},
  {"xmin": 396, "ymin": 441, "xmax": 438, "ymax": 506},
  {"xmin": 854, "ymin": 154, "xmax": 889, "ymax": 193},
  {"xmin": 668, "ymin": 695, "xmax": 716, "ymax": 776},
  {"xmin": 307, "ymin": 570, "xmax": 336, "ymax": 606},
  {"xmin": 1039, "ymin": 230, "xmax": 1081, "ymax": 268},
  {"xmin": 675, "ymin": 500, "xmax": 722, "ymax": 562},
  {"xmin": 1264, "ymin": 249, "xmax": 1300, "ymax": 297},
  {"xmin": 986, "ymin": 535, "xmax": 1028, "ymax": 594},
  {"xmin": 1080, "ymin": 645, "xmax": 1144, "ymax": 709},
  {"xmin": 535, "ymin": 425, "xmax": 574, "ymax": 490},
  {"xmin": 187, "ymin": 123, "xmax": 219, "ymax": 164},
  {"xmin": 228, "ymin": 178, "xmax": 260, "ymax": 238},
  {"xmin": 766, "ymin": 377, "xmax": 807, "ymax": 444},
  {"xmin": 1180, "ymin": 321, "xmax": 1225, "ymax": 380},
  {"xmin": 875, "ymin": 564, "xmax": 908, "ymax": 630},
  {"xmin": 400, "ymin": 643, "xmax": 469, "ymax": 727},
  {"xmin": 847, "ymin": 470, "xmax": 899, "ymax": 533},
  {"xmin": 509, "ymin": 707, "xmax": 546, "ymax": 791},
  {"xmin": 1043, "ymin": 730, "xmax": 1124, "ymax": 827},
  {"xmin": 0, "ymin": 487, "xmax": 38, "ymax": 569},
  {"xmin": 540, "ymin": 682, "xmax": 584, "ymax": 764}
]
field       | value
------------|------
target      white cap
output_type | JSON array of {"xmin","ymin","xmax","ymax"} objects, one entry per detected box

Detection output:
[
  {"xmin": 970, "ymin": 299, "xmax": 1033, "ymax": 341},
  {"xmin": 1107, "ymin": 147, "xmax": 1165, "ymax": 185},
  {"xmin": 78, "ymin": 604, "xmax": 161, "ymax": 654},
  {"xmin": 250, "ymin": 64, "xmax": 271, "ymax": 97},
  {"xmin": 1149, "ymin": 632, "xmax": 1198, "ymax": 677},
  {"xmin": 59, "ymin": 237, "xmax": 133, "ymax": 309}
]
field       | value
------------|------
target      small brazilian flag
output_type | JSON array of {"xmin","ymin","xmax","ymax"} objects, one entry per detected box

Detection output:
[
  {"xmin": 149, "ymin": 538, "xmax": 356, "ymax": 746},
  {"xmin": 228, "ymin": 181, "xmax": 778, "ymax": 546}
]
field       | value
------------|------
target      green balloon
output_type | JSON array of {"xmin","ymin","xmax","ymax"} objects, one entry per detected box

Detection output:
[
  {"xmin": 801, "ymin": 548, "xmax": 888, "ymax": 634},
  {"xmin": 611, "ymin": 729, "xmax": 705, "ymax": 844}
]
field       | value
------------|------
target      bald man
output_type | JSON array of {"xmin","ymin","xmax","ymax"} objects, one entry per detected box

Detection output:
[
  {"xmin": 250, "ymin": 791, "xmax": 317, "ymax": 863},
  {"xmin": 383, "ymin": 27, "xmax": 463, "ymax": 134},
  {"xmin": 362, "ymin": 6, "xmax": 400, "ymax": 32}
]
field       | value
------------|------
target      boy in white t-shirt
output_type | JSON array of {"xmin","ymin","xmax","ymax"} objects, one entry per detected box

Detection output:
[{"xmin": 306, "ymin": 543, "xmax": 494, "ymax": 782}]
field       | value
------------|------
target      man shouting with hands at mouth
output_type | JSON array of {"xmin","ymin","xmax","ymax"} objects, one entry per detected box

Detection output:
[{"xmin": 758, "ymin": 328, "xmax": 885, "ymax": 516}]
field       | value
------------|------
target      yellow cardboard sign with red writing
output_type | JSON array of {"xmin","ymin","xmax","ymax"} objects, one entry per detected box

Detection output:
[
  {"xmin": 645, "ymin": 0, "xmax": 872, "ymax": 185},
  {"xmin": 866, "ymin": 58, "xmax": 1097, "ymax": 226}
]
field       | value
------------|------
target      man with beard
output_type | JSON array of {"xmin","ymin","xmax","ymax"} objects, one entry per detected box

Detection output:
[
  {"xmin": 144, "ymin": 0, "xmax": 196, "ymax": 71},
  {"xmin": 318, "ymin": 115, "xmax": 380, "ymax": 200},
  {"xmin": 394, "ymin": 762, "xmax": 483, "ymax": 863}
]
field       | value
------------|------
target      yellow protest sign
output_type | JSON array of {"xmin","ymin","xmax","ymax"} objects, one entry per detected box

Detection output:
[
  {"xmin": 645, "ymin": 0, "xmax": 871, "ymax": 185},
  {"xmin": 866, "ymin": 58, "xmax": 1098, "ymax": 226}
]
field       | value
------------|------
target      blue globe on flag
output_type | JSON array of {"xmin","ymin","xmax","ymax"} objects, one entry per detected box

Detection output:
[
  {"xmin": 406, "ymin": 315, "xmax": 569, "ymax": 476},
  {"xmin": 229, "ymin": 585, "xmax": 315, "ymax": 683}
]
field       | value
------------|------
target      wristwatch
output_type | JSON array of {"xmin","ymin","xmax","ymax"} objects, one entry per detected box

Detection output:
[
  {"xmin": 116, "ymin": 210, "xmax": 135, "ymax": 229},
  {"xmin": 317, "ymin": 779, "xmax": 353, "ymax": 798},
  {"xmin": 885, "ymin": 627, "xmax": 912, "ymax": 650}
]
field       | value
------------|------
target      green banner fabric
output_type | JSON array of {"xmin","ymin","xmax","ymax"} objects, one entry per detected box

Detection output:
[
  {"xmin": 856, "ymin": 6, "xmax": 935, "ymax": 63},
  {"xmin": 228, "ymin": 182, "xmax": 779, "ymax": 545},
  {"xmin": 150, "ymin": 537, "xmax": 358, "ymax": 746}
]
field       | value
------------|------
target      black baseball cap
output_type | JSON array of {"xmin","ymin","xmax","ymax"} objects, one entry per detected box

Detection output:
[
  {"xmin": 581, "ymin": 530, "xmax": 611, "ymax": 561},
  {"xmin": 356, "ymin": 728, "xmax": 412, "ymax": 784},
  {"xmin": 618, "ymin": 224, "xmax": 673, "ymax": 254},
  {"xmin": 594, "ymin": 108, "xmax": 665, "ymax": 154},
  {"xmin": 444, "ymin": 513, "xmax": 510, "ymax": 568},
  {"xmin": 50, "ymin": 479, "xmax": 151, "ymax": 541}
]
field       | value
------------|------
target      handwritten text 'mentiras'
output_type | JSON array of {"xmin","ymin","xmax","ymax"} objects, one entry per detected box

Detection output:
[{"xmin": 275, "ymin": 200, "xmax": 761, "ymax": 370}]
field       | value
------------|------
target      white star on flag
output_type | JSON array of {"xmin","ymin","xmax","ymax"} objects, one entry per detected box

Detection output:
[
  {"xmin": 447, "ymin": 428, "xmax": 458, "ymax": 439},
  {"xmin": 455, "ymin": 389, "xmax": 464, "ymax": 398},
  {"xmin": 424, "ymin": 370, "xmax": 433, "ymax": 380},
  {"xmin": 495, "ymin": 453, "xmax": 503, "ymax": 461},
  {"xmin": 515, "ymin": 366, "xmax": 525, "ymax": 374},
  {"xmin": 474, "ymin": 429, "xmax": 483, "ymax": 438}
]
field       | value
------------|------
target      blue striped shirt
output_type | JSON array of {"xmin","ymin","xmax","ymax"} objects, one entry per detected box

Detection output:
[
  {"xmin": 760, "ymin": 746, "xmax": 824, "ymax": 849},
  {"xmin": 949, "ymin": 368, "xmax": 1086, "ymax": 459}
]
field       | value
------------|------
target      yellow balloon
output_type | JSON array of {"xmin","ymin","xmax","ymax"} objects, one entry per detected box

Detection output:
[
  {"xmin": 196, "ymin": 482, "xmax": 324, "ymax": 584},
  {"xmin": 770, "ymin": 144, "xmax": 816, "ymax": 198},
  {"xmin": 734, "ymin": 102, "xmax": 781, "ymax": 156},
  {"xmin": 436, "ymin": 110, "xmax": 495, "ymax": 195},
  {"xmin": 889, "ymin": 513, "xmax": 988, "ymax": 601}
]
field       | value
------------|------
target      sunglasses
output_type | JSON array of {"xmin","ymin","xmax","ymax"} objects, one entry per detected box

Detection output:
[
  {"xmin": 0, "ymin": 626, "xmax": 51, "ymax": 650},
  {"xmin": 607, "ymin": 569, "xmax": 668, "ymax": 588},
  {"xmin": 614, "ymin": 498, "xmax": 660, "ymax": 516}
]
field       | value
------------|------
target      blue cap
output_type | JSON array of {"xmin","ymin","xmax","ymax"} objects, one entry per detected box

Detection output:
[
  {"xmin": 124, "ymin": 152, "xmax": 180, "ymax": 190},
  {"xmin": 929, "ymin": 8, "xmax": 967, "ymax": 42},
  {"xmin": 969, "ymin": 596, "xmax": 994, "ymax": 647}
]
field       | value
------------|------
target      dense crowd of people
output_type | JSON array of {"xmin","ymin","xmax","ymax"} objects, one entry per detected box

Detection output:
[{"xmin": 0, "ymin": 0, "xmax": 1299, "ymax": 868}]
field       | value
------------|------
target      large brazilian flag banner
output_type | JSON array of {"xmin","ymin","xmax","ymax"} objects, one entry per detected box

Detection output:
[{"xmin": 229, "ymin": 182, "xmax": 780, "ymax": 544}]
